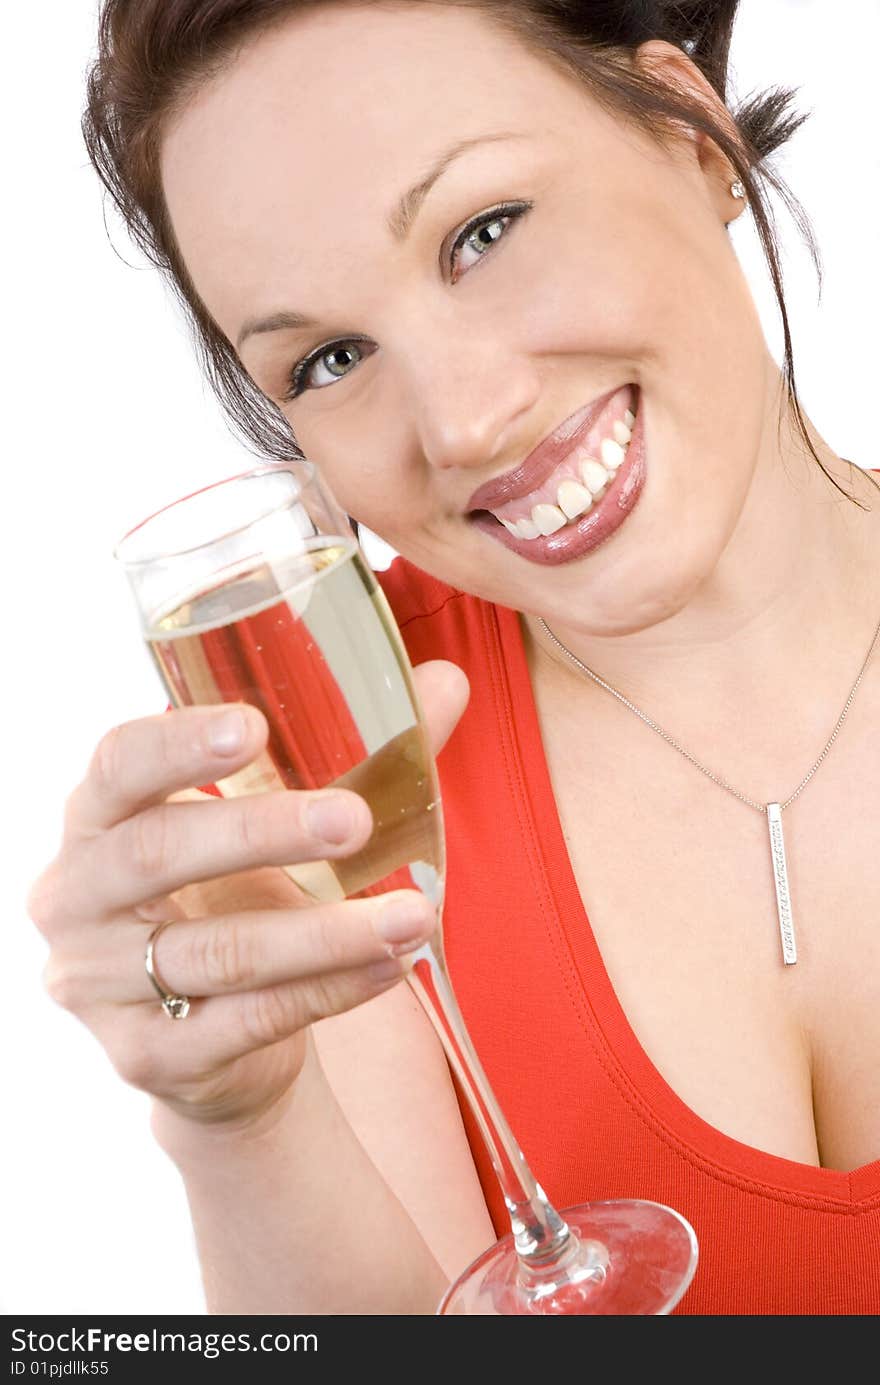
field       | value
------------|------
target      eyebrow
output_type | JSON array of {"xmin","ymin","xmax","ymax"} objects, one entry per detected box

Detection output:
[{"xmin": 235, "ymin": 131, "xmax": 526, "ymax": 351}]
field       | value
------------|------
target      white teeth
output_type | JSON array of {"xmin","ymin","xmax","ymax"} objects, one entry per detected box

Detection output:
[
  {"xmin": 600, "ymin": 438, "xmax": 626, "ymax": 471},
  {"xmin": 531, "ymin": 503, "xmax": 568, "ymax": 535},
  {"xmin": 490, "ymin": 411, "xmax": 637, "ymax": 541},
  {"xmin": 580, "ymin": 458, "xmax": 611, "ymax": 495},
  {"xmin": 556, "ymin": 479, "xmax": 593, "ymax": 519},
  {"xmin": 612, "ymin": 419, "xmax": 632, "ymax": 446}
]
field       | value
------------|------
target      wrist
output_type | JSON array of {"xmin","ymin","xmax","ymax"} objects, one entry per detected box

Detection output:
[
  {"xmin": 150, "ymin": 1087, "xmax": 292, "ymax": 1167},
  {"xmin": 150, "ymin": 1041, "xmax": 325, "ymax": 1170}
]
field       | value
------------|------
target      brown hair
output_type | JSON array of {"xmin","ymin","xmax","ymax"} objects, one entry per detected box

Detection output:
[{"xmin": 82, "ymin": 0, "xmax": 878, "ymax": 506}]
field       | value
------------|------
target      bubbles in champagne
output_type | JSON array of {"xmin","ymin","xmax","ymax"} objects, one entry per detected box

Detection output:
[{"xmin": 148, "ymin": 541, "xmax": 445, "ymax": 904}]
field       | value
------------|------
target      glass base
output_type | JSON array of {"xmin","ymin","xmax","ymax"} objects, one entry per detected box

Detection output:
[{"xmin": 437, "ymin": 1199, "xmax": 698, "ymax": 1315}]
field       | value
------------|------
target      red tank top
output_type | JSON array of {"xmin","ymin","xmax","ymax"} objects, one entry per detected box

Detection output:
[{"xmin": 378, "ymin": 543, "xmax": 880, "ymax": 1316}]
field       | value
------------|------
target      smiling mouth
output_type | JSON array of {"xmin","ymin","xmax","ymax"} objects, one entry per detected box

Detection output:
[{"xmin": 468, "ymin": 384, "xmax": 639, "ymax": 539}]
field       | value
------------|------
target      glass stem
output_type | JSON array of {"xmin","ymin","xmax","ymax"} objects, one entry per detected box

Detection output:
[{"xmin": 406, "ymin": 937, "xmax": 573, "ymax": 1268}]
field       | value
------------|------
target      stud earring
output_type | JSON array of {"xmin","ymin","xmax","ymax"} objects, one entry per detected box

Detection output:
[{"xmin": 730, "ymin": 180, "xmax": 746, "ymax": 200}]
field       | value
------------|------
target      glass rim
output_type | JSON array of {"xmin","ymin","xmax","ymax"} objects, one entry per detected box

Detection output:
[{"xmin": 113, "ymin": 459, "xmax": 317, "ymax": 569}]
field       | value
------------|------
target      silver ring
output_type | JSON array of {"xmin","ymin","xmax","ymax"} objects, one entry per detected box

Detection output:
[{"xmin": 145, "ymin": 921, "xmax": 191, "ymax": 1020}]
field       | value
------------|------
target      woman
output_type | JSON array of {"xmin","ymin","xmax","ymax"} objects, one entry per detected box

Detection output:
[{"xmin": 29, "ymin": 0, "xmax": 880, "ymax": 1314}]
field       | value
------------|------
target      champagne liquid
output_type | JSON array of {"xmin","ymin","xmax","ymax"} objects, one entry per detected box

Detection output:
[{"xmin": 148, "ymin": 541, "xmax": 444, "ymax": 907}]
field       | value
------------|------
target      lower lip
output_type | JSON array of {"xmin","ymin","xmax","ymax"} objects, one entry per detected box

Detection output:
[{"xmin": 469, "ymin": 397, "xmax": 647, "ymax": 565}]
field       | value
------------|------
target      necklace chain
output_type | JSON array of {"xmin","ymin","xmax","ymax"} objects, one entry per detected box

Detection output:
[{"xmin": 536, "ymin": 610, "xmax": 880, "ymax": 815}]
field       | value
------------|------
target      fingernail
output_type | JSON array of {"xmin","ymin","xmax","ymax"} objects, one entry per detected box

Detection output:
[
  {"xmin": 306, "ymin": 794, "xmax": 357, "ymax": 845},
  {"xmin": 208, "ymin": 709, "xmax": 247, "ymax": 756},
  {"xmin": 367, "ymin": 956, "xmax": 409, "ymax": 984},
  {"xmin": 376, "ymin": 895, "xmax": 434, "ymax": 946}
]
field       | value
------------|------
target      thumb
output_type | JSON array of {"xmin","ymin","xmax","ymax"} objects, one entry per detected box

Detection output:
[{"xmin": 411, "ymin": 660, "xmax": 470, "ymax": 757}]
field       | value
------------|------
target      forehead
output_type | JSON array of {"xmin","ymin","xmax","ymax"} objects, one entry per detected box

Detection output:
[{"xmin": 160, "ymin": 2, "xmax": 585, "ymax": 335}]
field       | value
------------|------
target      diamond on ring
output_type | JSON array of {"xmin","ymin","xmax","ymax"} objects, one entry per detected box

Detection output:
[
  {"xmin": 161, "ymin": 994, "xmax": 191, "ymax": 1021},
  {"xmin": 145, "ymin": 921, "xmax": 192, "ymax": 1022}
]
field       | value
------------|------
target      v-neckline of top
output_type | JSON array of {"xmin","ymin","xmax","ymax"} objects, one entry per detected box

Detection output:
[{"xmin": 487, "ymin": 594, "xmax": 880, "ymax": 1209}]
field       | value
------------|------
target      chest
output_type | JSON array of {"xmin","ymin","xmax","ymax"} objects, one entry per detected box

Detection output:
[{"xmin": 532, "ymin": 678, "xmax": 880, "ymax": 1173}]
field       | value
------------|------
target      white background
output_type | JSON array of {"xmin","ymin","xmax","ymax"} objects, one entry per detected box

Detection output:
[{"xmin": 4, "ymin": 0, "xmax": 878, "ymax": 1314}]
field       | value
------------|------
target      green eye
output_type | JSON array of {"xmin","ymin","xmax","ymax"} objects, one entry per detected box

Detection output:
[
  {"xmin": 285, "ymin": 338, "xmax": 374, "ymax": 400},
  {"xmin": 451, "ymin": 199, "xmax": 534, "ymax": 279},
  {"xmin": 467, "ymin": 215, "xmax": 506, "ymax": 251}
]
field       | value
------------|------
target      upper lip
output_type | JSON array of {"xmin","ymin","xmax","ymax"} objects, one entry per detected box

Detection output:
[{"xmin": 465, "ymin": 385, "xmax": 629, "ymax": 514}]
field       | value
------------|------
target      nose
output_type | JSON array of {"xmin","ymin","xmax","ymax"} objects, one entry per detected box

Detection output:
[{"xmin": 401, "ymin": 323, "xmax": 542, "ymax": 475}]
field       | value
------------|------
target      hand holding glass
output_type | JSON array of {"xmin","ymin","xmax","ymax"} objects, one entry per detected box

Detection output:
[{"xmin": 116, "ymin": 462, "xmax": 698, "ymax": 1315}]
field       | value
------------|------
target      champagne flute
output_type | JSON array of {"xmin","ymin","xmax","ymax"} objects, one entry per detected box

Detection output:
[{"xmin": 115, "ymin": 461, "xmax": 698, "ymax": 1315}]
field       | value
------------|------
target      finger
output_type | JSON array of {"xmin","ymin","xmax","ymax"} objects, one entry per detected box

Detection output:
[
  {"xmin": 64, "ymin": 704, "xmax": 268, "ymax": 838},
  {"xmin": 98, "ymin": 950, "xmax": 418, "ymax": 1097},
  {"xmin": 411, "ymin": 661, "xmax": 470, "ymax": 758},
  {"xmin": 65, "ymin": 668, "xmax": 467, "ymax": 841},
  {"xmin": 62, "ymin": 787, "xmax": 375, "ymax": 922},
  {"xmin": 146, "ymin": 890, "xmax": 435, "ymax": 998},
  {"xmin": 161, "ymin": 955, "xmax": 420, "ymax": 1071},
  {"xmin": 78, "ymin": 890, "xmax": 436, "ymax": 1005}
]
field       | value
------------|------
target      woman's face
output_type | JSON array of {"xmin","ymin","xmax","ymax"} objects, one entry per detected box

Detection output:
[{"xmin": 161, "ymin": 1, "xmax": 769, "ymax": 635}]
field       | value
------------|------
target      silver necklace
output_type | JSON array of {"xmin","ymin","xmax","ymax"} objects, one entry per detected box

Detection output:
[{"xmin": 537, "ymin": 610, "xmax": 880, "ymax": 965}]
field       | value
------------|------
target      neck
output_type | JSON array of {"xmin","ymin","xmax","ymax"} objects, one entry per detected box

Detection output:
[{"xmin": 522, "ymin": 380, "xmax": 880, "ymax": 779}]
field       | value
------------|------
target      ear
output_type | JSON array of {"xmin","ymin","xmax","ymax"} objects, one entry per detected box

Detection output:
[{"xmin": 633, "ymin": 39, "xmax": 748, "ymax": 227}]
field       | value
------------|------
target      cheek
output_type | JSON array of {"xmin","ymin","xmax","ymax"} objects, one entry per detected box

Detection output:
[
  {"xmin": 505, "ymin": 219, "xmax": 645, "ymax": 360},
  {"xmin": 319, "ymin": 465, "xmax": 394, "ymax": 527},
  {"xmin": 290, "ymin": 410, "xmax": 391, "ymax": 520},
  {"xmin": 291, "ymin": 377, "xmax": 452, "ymax": 538},
  {"xmin": 305, "ymin": 446, "xmax": 426, "ymax": 543},
  {"xmin": 586, "ymin": 183, "xmax": 769, "ymax": 492},
  {"xmin": 501, "ymin": 176, "xmax": 686, "ymax": 369}
]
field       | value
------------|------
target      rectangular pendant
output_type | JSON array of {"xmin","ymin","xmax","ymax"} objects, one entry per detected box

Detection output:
[{"xmin": 767, "ymin": 803, "xmax": 797, "ymax": 965}]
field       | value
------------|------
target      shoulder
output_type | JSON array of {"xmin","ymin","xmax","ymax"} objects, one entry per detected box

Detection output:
[
  {"xmin": 374, "ymin": 554, "xmax": 502, "ymax": 680},
  {"xmin": 375, "ymin": 554, "xmax": 466, "ymax": 630}
]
